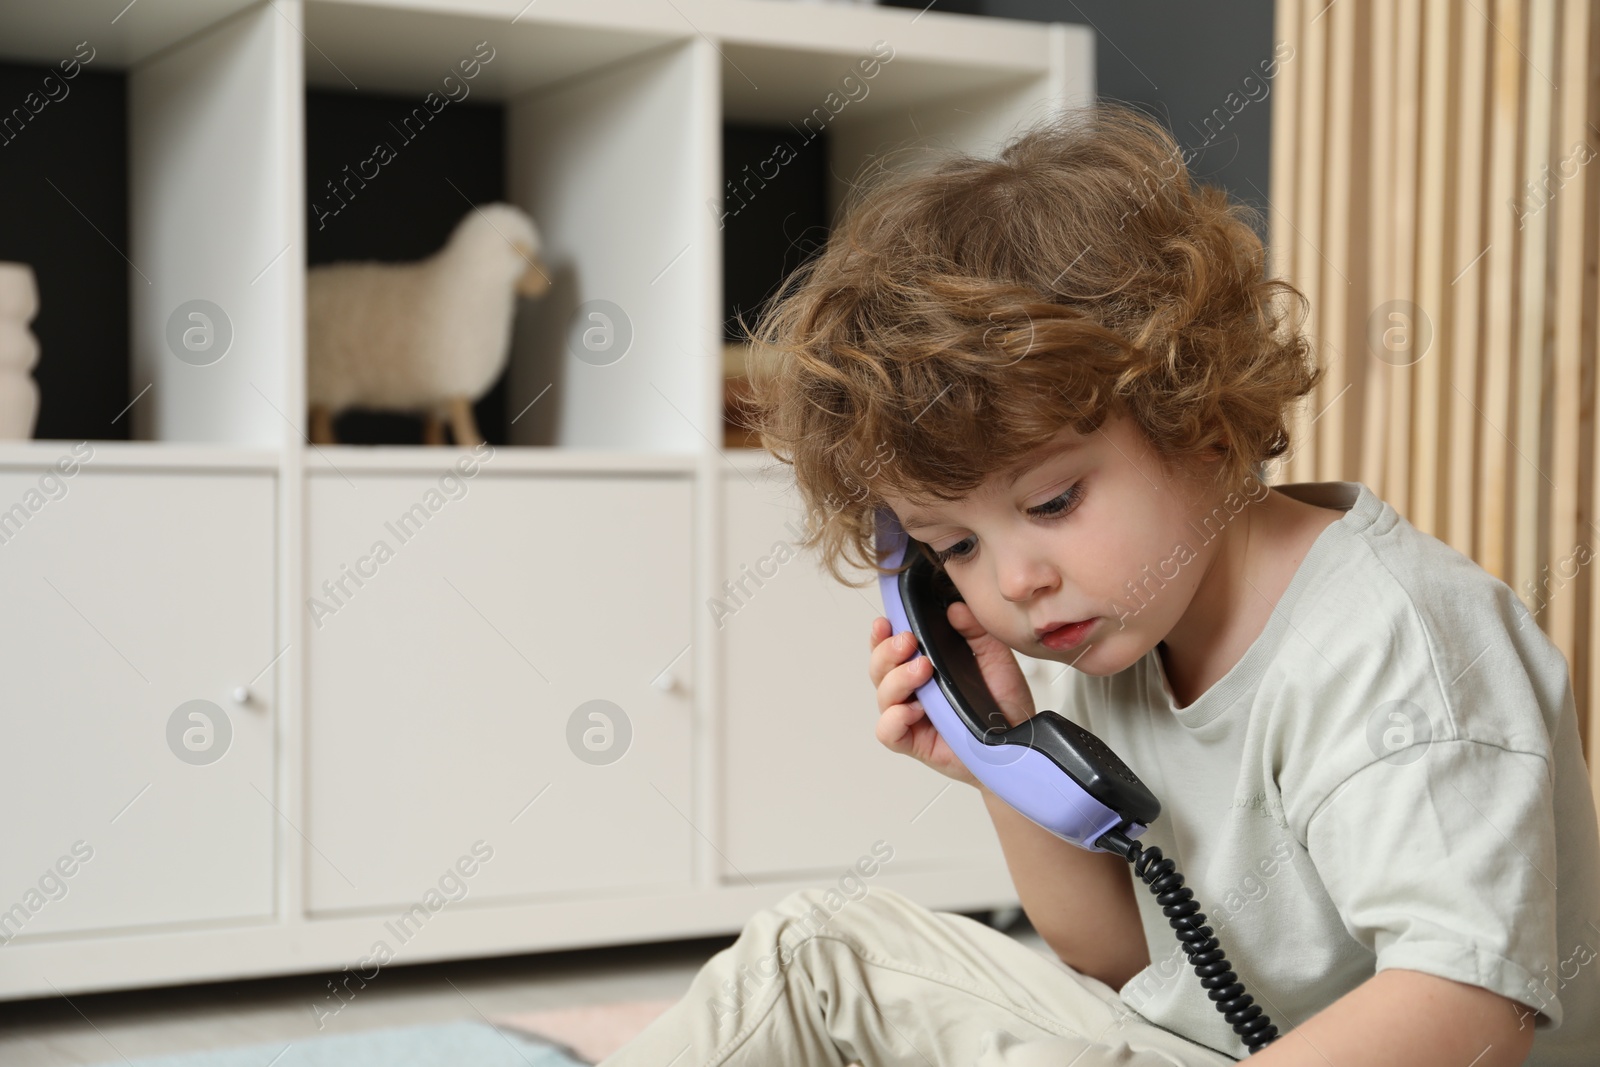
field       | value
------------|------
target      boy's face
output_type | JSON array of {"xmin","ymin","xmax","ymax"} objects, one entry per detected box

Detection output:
[{"xmin": 882, "ymin": 411, "xmax": 1228, "ymax": 675}]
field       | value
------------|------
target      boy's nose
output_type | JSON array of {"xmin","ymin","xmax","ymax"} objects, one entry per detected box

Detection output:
[{"xmin": 997, "ymin": 558, "xmax": 1060, "ymax": 604}]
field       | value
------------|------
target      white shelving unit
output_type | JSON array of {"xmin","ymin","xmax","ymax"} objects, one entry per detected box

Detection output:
[{"xmin": 0, "ymin": 0, "xmax": 1092, "ymax": 1000}]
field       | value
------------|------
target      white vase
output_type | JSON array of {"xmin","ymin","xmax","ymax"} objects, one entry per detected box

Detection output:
[{"xmin": 0, "ymin": 262, "xmax": 41, "ymax": 440}]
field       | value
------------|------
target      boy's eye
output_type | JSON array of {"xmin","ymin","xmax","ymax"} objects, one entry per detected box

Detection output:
[{"xmin": 931, "ymin": 481, "xmax": 1086, "ymax": 565}]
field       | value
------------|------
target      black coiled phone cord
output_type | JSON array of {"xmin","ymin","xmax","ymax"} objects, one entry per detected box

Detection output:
[{"xmin": 1097, "ymin": 829, "xmax": 1280, "ymax": 1054}]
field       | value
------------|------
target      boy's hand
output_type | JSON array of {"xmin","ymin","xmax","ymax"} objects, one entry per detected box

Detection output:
[{"xmin": 868, "ymin": 600, "xmax": 1036, "ymax": 789}]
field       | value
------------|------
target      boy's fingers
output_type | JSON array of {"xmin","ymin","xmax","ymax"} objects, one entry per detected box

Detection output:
[
  {"xmin": 887, "ymin": 700, "xmax": 923, "ymax": 734},
  {"xmin": 869, "ymin": 638, "xmax": 896, "ymax": 686},
  {"xmin": 869, "ymin": 629, "xmax": 917, "ymax": 684},
  {"xmin": 892, "ymin": 657, "xmax": 930, "ymax": 705},
  {"xmin": 868, "ymin": 620, "xmax": 892, "ymax": 685},
  {"xmin": 877, "ymin": 652, "xmax": 929, "ymax": 706},
  {"xmin": 945, "ymin": 599, "xmax": 986, "ymax": 638},
  {"xmin": 875, "ymin": 659, "xmax": 912, "ymax": 709},
  {"xmin": 875, "ymin": 704, "xmax": 908, "ymax": 746}
]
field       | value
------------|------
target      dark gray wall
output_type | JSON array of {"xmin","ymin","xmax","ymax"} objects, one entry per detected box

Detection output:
[{"xmin": 882, "ymin": 0, "xmax": 1278, "ymax": 224}]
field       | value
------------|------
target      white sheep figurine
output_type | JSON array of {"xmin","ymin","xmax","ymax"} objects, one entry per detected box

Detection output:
[{"xmin": 306, "ymin": 202, "xmax": 550, "ymax": 446}]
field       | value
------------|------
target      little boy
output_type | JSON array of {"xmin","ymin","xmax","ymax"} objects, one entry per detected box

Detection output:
[{"xmin": 600, "ymin": 105, "xmax": 1600, "ymax": 1066}]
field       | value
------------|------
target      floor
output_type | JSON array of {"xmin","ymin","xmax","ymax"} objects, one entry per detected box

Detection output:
[{"xmin": 0, "ymin": 910, "xmax": 1048, "ymax": 1066}]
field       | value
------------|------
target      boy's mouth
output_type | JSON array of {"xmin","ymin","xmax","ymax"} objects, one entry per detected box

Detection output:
[{"xmin": 1038, "ymin": 618, "xmax": 1096, "ymax": 650}]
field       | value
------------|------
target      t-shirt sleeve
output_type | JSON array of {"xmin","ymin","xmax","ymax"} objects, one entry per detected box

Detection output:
[{"xmin": 1304, "ymin": 738, "xmax": 1561, "ymax": 1026}]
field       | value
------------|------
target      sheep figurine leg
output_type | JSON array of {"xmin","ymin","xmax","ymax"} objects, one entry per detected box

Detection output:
[
  {"xmin": 445, "ymin": 396, "xmax": 484, "ymax": 446},
  {"xmin": 309, "ymin": 402, "xmax": 336, "ymax": 444},
  {"xmin": 418, "ymin": 399, "xmax": 480, "ymax": 445},
  {"xmin": 421, "ymin": 407, "xmax": 445, "ymax": 445},
  {"xmin": 305, "ymin": 202, "xmax": 550, "ymax": 448}
]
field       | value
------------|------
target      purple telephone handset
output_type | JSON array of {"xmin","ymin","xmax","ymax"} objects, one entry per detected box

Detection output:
[{"xmin": 875, "ymin": 506, "xmax": 1157, "ymax": 853}]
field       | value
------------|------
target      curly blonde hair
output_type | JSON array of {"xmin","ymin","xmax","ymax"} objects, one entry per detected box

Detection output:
[{"xmin": 738, "ymin": 103, "xmax": 1322, "ymax": 588}]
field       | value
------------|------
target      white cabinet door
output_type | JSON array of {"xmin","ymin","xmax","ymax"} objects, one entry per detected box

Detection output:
[
  {"xmin": 719, "ymin": 467, "xmax": 1006, "ymax": 879},
  {"xmin": 0, "ymin": 467, "xmax": 277, "ymax": 937},
  {"xmin": 305, "ymin": 471, "xmax": 694, "ymax": 913}
]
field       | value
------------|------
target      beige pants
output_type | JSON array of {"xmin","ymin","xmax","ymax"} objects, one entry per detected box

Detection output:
[{"xmin": 596, "ymin": 884, "xmax": 1240, "ymax": 1067}]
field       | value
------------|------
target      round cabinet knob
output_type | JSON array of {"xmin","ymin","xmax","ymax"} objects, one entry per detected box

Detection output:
[{"xmin": 232, "ymin": 686, "xmax": 251, "ymax": 705}]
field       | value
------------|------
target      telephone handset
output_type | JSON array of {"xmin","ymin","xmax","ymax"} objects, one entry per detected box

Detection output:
[
  {"xmin": 873, "ymin": 506, "xmax": 1159, "ymax": 848},
  {"xmin": 874, "ymin": 507, "xmax": 1280, "ymax": 1054}
]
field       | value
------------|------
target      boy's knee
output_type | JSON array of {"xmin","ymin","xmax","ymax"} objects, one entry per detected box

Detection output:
[
  {"xmin": 769, "ymin": 886, "xmax": 849, "ymax": 942},
  {"xmin": 768, "ymin": 883, "xmax": 904, "ymax": 944}
]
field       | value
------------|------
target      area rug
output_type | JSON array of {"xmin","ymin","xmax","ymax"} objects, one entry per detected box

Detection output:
[
  {"xmin": 494, "ymin": 997, "xmax": 864, "ymax": 1067},
  {"xmin": 84, "ymin": 1019, "xmax": 588, "ymax": 1067},
  {"xmin": 493, "ymin": 997, "xmax": 681, "ymax": 1064}
]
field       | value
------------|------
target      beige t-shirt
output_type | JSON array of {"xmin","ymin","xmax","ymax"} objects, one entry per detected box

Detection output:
[{"xmin": 1045, "ymin": 480, "xmax": 1600, "ymax": 1063}]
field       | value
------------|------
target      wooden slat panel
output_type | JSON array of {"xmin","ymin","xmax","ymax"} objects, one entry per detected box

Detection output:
[
  {"xmin": 1447, "ymin": 4, "xmax": 1492, "ymax": 560},
  {"xmin": 1412, "ymin": 0, "xmax": 1455, "ymax": 538},
  {"xmin": 1273, "ymin": 0, "xmax": 1600, "ymax": 805},
  {"xmin": 1579, "ymin": 0, "xmax": 1600, "ymax": 772},
  {"xmin": 1549, "ymin": 0, "xmax": 1597, "ymax": 758},
  {"xmin": 1477, "ymin": 0, "xmax": 1526, "ymax": 581},
  {"xmin": 1388, "ymin": 0, "xmax": 1423, "ymax": 511},
  {"xmin": 1319, "ymin": 0, "xmax": 1358, "ymax": 485},
  {"xmin": 1513, "ymin": 0, "xmax": 1557, "ymax": 625},
  {"xmin": 1271, "ymin": 0, "xmax": 1308, "ymax": 479},
  {"xmin": 1297, "ymin": 0, "xmax": 1331, "ymax": 485},
  {"xmin": 1342, "ymin": 0, "xmax": 1374, "ymax": 485},
  {"xmin": 1360, "ymin": 0, "xmax": 1395, "ymax": 492}
]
